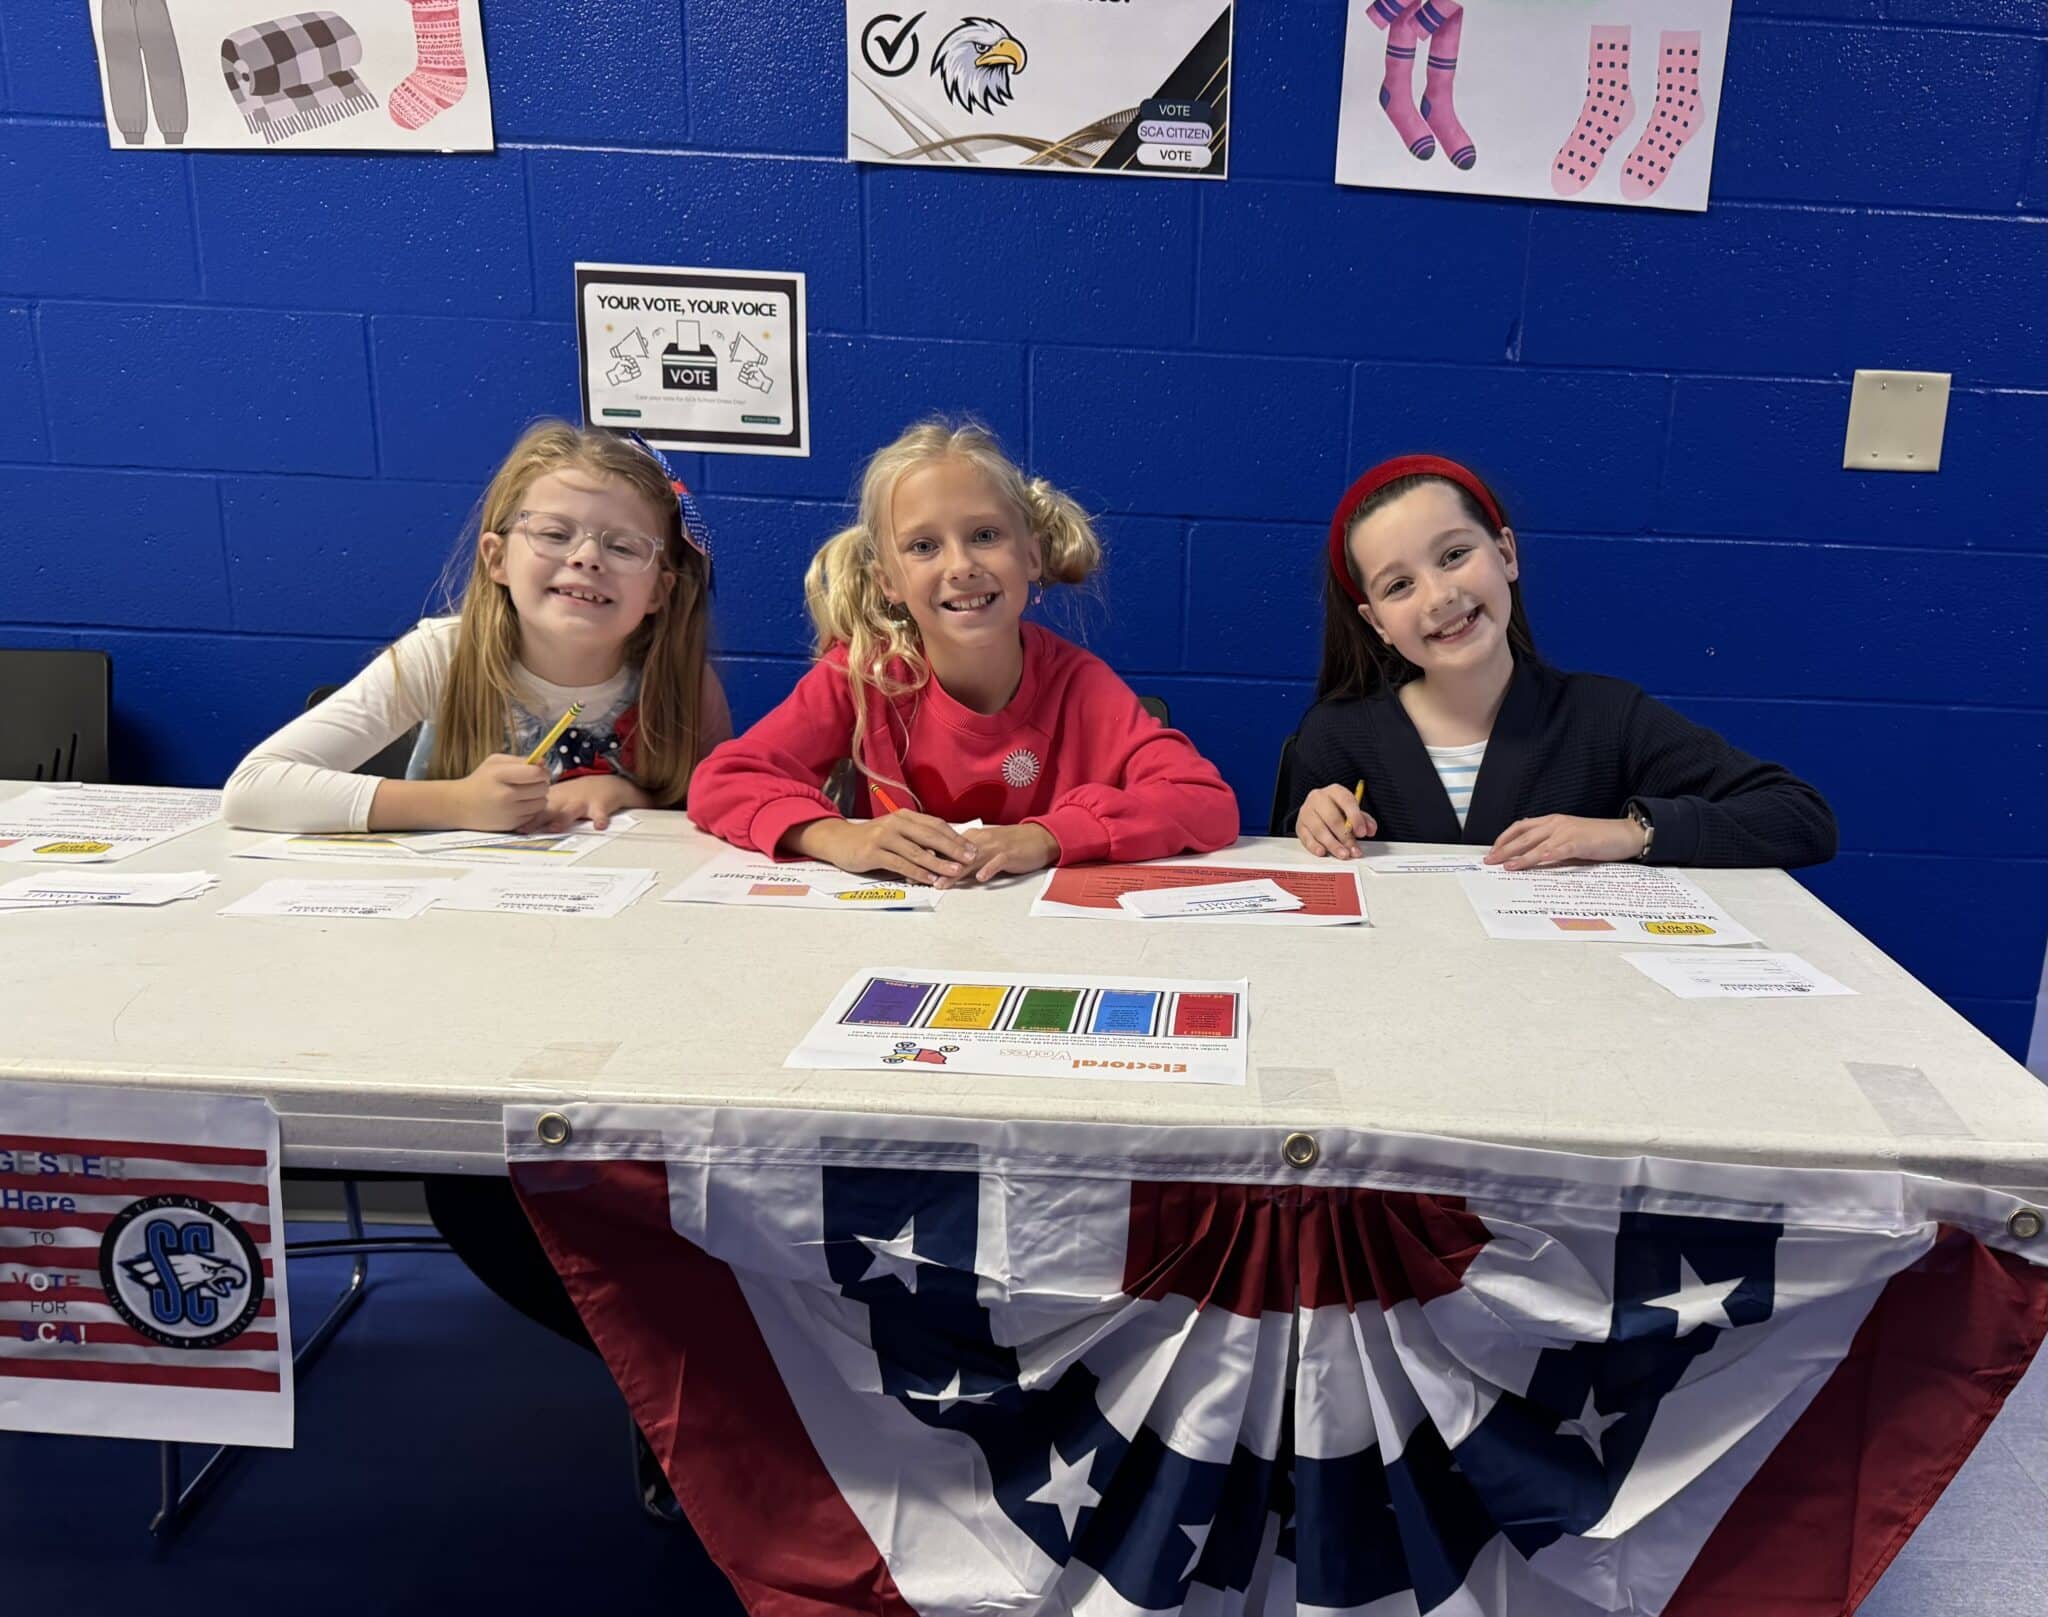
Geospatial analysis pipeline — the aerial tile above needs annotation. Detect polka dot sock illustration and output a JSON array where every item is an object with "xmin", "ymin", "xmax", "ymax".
[
  {"xmin": 1621, "ymin": 30, "xmax": 1703, "ymax": 202},
  {"xmin": 1368, "ymin": 0, "xmax": 1435, "ymax": 162},
  {"xmin": 388, "ymin": 0, "xmax": 467, "ymax": 131},
  {"xmin": 1415, "ymin": 0, "xmax": 1476, "ymax": 170},
  {"xmin": 1552, "ymin": 26, "xmax": 1633, "ymax": 197}
]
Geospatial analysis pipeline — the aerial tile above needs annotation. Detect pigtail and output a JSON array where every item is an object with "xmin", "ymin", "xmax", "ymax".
[
  {"xmin": 805, "ymin": 519, "xmax": 925, "ymax": 798},
  {"xmin": 1023, "ymin": 478, "xmax": 1102, "ymax": 584}
]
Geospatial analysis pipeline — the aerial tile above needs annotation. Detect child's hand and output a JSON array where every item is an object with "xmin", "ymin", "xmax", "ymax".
[
  {"xmin": 794, "ymin": 813, "xmax": 978, "ymax": 887},
  {"xmin": 957, "ymin": 823, "xmax": 1061, "ymax": 885},
  {"xmin": 453, "ymin": 754, "xmax": 552, "ymax": 831},
  {"xmin": 1296, "ymin": 784, "xmax": 1377, "ymax": 859},
  {"xmin": 1486, "ymin": 814, "xmax": 1646, "ymax": 870},
  {"xmin": 529, "ymin": 774, "xmax": 652, "ymax": 833}
]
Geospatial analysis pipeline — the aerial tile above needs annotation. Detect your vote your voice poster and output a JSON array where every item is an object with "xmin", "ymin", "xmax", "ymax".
[{"xmin": 576, "ymin": 263, "xmax": 811, "ymax": 456}]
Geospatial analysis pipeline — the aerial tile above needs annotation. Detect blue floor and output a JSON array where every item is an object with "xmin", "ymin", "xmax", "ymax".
[{"xmin": 3, "ymin": 1227, "xmax": 2041, "ymax": 1613}]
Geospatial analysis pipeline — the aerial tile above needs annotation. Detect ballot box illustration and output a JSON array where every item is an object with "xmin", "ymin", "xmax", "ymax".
[{"xmin": 661, "ymin": 320, "xmax": 718, "ymax": 391}]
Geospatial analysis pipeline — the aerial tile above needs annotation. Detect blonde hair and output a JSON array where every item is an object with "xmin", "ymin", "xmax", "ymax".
[
  {"xmin": 802, "ymin": 419, "xmax": 1101, "ymax": 787},
  {"xmin": 414, "ymin": 420, "xmax": 714, "ymax": 806}
]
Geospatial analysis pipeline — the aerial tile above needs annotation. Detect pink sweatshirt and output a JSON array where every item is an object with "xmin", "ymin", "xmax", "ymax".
[{"xmin": 689, "ymin": 624, "xmax": 1239, "ymax": 864}]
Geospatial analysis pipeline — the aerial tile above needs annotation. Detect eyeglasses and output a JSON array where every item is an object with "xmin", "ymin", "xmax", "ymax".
[{"xmin": 512, "ymin": 510, "xmax": 665, "ymax": 573}]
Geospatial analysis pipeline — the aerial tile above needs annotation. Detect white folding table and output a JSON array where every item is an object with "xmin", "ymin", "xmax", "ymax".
[{"xmin": 3, "ymin": 795, "xmax": 2044, "ymax": 1196}]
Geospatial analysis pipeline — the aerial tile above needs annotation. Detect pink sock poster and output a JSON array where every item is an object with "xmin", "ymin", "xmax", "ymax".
[
  {"xmin": 1335, "ymin": 0, "xmax": 1731, "ymax": 211},
  {"xmin": 89, "ymin": 0, "xmax": 493, "ymax": 152}
]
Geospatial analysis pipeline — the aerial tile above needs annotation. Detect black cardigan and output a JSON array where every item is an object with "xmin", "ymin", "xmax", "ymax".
[{"xmin": 1285, "ymin": 658, "xmax": 1837, "ymax": 868}]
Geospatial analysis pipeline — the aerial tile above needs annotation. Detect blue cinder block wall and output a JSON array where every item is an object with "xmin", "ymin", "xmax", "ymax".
[{"xmin": 0, "ymin": 3, "xmax": 2041, "ymax": 1054}]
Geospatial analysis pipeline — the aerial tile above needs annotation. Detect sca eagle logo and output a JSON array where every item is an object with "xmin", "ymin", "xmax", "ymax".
[
  {"xmin": 932, "ymin": 18, "xmax": 1026, "ymax": 115},
  {"xmin": 99, "ymin": 1193, "xmax": 265, "ymax": 1349}
]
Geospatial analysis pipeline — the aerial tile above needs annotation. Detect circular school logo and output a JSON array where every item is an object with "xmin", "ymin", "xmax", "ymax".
[
  {"xmin": 98, "ymin": 1194, "xmax": 265, "ymax": 1350},
  {"xmin": 1001, "ymin": 748, "xmax": 1042, "ymax": 789}
]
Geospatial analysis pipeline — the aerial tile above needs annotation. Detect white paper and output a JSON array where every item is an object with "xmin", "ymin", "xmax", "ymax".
[
  {"xmin": 577, "ymin": 263, "xmax": 810, "ymax": 457},
  {"xmin": 89, "ymin": 0, "xmax": 494, "ymax": 152},
  {"xmin": 219, "ymin": 878, "xmax": 453, "ymax": 920},
  {"xmin": 1624, "ymin": 950, "xmax": 1856, "ymax": 1000},
  {"xmin": 0, "ymin": 1080, "xmax": 292, "ymax": 1447},
  {"xmin": 789, "ymin": 968, "xmax": 1249, "ymax": 1086},
  {"xmin": 434, "ymin": 867, "xmax": 655, "ymax": 919},
  {"xmin": 1336, "ymin": 0, "xmax": 1731, "ymax": 212},
  {"xmin": 1118, "ymin": 878, "xmax": 1303, "ymax": 919},
  {"xmin": 1457, "ymin": 864, "xmax": 1759, "ymax": 947},
  {"xmin": 1360, "ymin": 852, "xmax": 1492, "ymax": 874},
  {"xmin": 0, "ymin": 870, "xmax": 215, "ymax": 909},
  {"xmin": 0, "ymin": 784, "xmax": 221, "ymax": 863},
  {"xmin": 664, "ymin": 851, "xmax": 945, "ymax": 912},
  {"xmin": 235, "ymin": 819, "xmax": 629, "ymax": 869},
  {"xmin": 847, "ymin": 1, "xmax": 1233, "ymax": 178}
]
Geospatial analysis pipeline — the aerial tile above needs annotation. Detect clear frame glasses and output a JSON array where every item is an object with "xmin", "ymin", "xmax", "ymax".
[{"xmin": 512, "ymin": 510, "xmax": 665, "ymax": 573}]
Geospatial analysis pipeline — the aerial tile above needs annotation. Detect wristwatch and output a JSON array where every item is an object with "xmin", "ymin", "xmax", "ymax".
[{"xmin": 1624, "ymin": 799, "xmax": 1655, "ymax": 862}]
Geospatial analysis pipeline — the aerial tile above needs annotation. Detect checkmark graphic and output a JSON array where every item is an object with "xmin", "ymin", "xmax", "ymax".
[{"xmin": 861, "ymin": 11, "xmax": 925, "ymax": 78}]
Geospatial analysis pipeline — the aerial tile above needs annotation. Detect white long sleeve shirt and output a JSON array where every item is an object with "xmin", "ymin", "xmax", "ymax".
[{"xmin": 222, "ymin": 617, "xmax": 644, "ymax": 832}]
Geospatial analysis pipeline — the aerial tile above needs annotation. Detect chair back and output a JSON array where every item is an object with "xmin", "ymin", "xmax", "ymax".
[
  {"xmin": 0, "ymin": 649, "xmax": 112, "ymax": 782},
  {"xmin": 1268, "ymin": 732, "xmax": 1299, "ymax": 837},
  {"xmin": 304, "ymin": 685, "xmax": 420, "ymax": 781}
]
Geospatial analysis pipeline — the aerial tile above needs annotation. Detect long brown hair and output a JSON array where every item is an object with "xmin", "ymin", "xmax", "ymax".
[
  {"xmin": 804, "ymin": 419, "xmax": 1101, "ymax": 793},
  {"xmin": 1315, "ymin": 470, "xmax": 1537, "ymax": 702},
  {"xmin": 416, "ymin": 420, "xmax": 713, "ymax": 805}
]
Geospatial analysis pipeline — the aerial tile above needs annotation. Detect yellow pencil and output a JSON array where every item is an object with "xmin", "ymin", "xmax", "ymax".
[
  {"xmin": 525, "ymin": 702, "xmax": 584, "ymax": 767},
  {"xmin": 1353, "ymin": 780, "xmax": 1365, "ymax": 804}
]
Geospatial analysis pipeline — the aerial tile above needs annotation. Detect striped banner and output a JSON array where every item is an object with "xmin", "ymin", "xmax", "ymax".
[{"xmin": 0, "ymin": 1085, "xmax": 292, "ymax": 1448}]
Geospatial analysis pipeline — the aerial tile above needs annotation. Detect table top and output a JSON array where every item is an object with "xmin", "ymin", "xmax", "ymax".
[{"xmin": 4, "ymin": 790, "xmax": 2045, "ymax": 1190}]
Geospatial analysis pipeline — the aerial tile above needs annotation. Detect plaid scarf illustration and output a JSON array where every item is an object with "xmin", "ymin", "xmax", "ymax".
[{"xmin": 220, "ymin": 12, "xmax": 379, "ymax": 144}]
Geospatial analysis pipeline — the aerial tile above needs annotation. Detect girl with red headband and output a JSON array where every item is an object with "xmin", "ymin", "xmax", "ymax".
[{"xmin": 1287, "ymin": 455, "xmax": 1836, "ymax": 869}]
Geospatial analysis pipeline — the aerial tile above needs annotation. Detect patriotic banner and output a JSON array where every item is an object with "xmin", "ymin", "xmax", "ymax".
[
  {"xmin": 509, "ymin": 1105, "xmax": 2048, "ymax": 1616},
  {"xmin": 0, "ymin": 1082, "xmax": 291, "ymax": 1447}
]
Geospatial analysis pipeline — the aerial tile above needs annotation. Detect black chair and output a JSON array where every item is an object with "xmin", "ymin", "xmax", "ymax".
[
  {"xmin": 304, "ymin": 683, "xmax": 419, "ymax": 779},
  {"xmin": 0, "ymin": 648, "xmax": 111, "ymax": 782},
  {"xmin": 1269, "ymin": 732, "xmax": 1298, "ymax": 837},
  {"xmin": 1137, "ymin": 694, "xmax": 1171, "ymax": 726}
]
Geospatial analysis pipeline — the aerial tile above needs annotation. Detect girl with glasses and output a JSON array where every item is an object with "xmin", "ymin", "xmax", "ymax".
[{"xmin": 223, "ymin": 420, "xmax": 727, "ymax": 833}]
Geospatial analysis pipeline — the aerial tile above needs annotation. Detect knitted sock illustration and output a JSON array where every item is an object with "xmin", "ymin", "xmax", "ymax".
[
  {"xmin": 1551, "ymin": 26, "xmax": 1632, "ymax": 197},
  {"xmin": 1620, "ymin": 31, "xmax": 1703, "ymax": 201},
  {"xmin": 1413, "ymin": 0, "xmax": 1475, "ymax": 170},
  {"xmin": 1367, "ymin": 0, "xmax": 1435, "ymax": 160},
  {"xmin": 388, "ymin": 0, "xmax": 468, "ymax": 130},
  {"xmin": 99, "ymin": 0, "xmax": 189, "ymax": 146}
]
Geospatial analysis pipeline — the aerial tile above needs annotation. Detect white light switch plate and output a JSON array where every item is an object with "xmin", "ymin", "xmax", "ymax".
[{"xmin": 1843, "ymin": 369, "xmax": 1950, "ymax": 472}]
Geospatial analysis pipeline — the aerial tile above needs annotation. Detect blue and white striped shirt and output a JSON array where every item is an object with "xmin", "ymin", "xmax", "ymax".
[{"xmin": 1424, "ymin": 740, "xmax": 1488, "ymax": 829}]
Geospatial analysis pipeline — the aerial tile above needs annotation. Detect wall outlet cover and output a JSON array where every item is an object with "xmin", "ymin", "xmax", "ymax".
[{"xmin": 1844, "ymin": 369, "xmax": 1951, "ymax": 473}]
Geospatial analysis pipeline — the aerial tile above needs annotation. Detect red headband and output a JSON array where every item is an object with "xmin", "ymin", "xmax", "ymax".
[{"xmin": 1326, "ymin": 454, "xmax": 1505, "ymax": 606}]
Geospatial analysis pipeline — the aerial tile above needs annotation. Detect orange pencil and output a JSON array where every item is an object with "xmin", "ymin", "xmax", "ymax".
[{"xmin": 870, "ymin": 784, "xmax": 904, "ymax": 816}]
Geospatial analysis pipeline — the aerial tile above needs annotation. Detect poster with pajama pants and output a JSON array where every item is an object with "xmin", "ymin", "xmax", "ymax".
[
  {"xmin": 510, "ymin": 1102, "xmax": 2048, "ymax": 1616},
  {"xmin": 88, "ymin": 0, "xmax": 493, "ymax": 150},
  {"xmin": 1335, "ymin": 0, "xmax": 1732, "ymax": 210}
]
